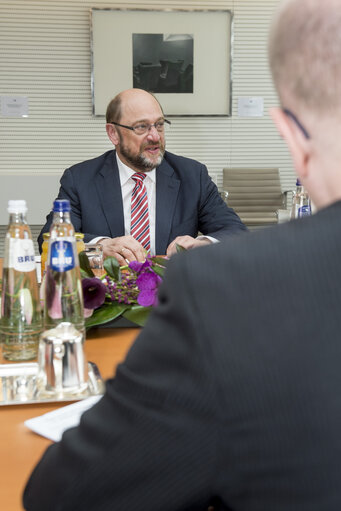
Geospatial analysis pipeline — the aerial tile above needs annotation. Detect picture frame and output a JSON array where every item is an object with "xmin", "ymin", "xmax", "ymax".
[{"xmin": 90, "ymin": 8, "xmax": 232, "ymax": 117}]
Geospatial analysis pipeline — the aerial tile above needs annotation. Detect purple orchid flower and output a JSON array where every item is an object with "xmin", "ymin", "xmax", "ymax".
[
  {"xmin": 129, "ymin": 259, "xmax": 152, "ymax": 273},
  {"xmin": 82, "ymin": 277, "xmax": 106, "ymax": 310},
  {"xmin": 129, "ymin": 260, "xmax": 144, "ymax": 273},
  {"xmin": 136, "ymin": 271, "xmax": 161, "ymax": 307}
]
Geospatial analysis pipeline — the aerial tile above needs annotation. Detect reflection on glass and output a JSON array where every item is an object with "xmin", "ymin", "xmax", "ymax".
[{"xmin": 84, "ymin": 244, "xmax": 104, "ymax": 277}]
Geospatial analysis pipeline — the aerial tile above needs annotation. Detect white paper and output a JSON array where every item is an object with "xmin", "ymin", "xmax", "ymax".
[
  {"xmin": 1, "ymin": 95, "xmax": 29, "ymax": 117},
  {"xmin": 24, "ymin": 395, "xmax": 102, "ymax": 442},
  {"xmin": 238, "ymin": 97, "xmax": 264, "ymax": 117}
]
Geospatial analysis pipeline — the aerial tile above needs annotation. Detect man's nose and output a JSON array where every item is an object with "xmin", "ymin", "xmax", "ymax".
[{"xmin": 146, "ymin": 125, "xmax": 161, "ymax": 141}]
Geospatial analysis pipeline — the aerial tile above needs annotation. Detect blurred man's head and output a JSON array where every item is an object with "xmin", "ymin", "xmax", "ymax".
[
  {"xmin": 269, "ymin": 0, "xmax": 341, "ymax": 113},
  {"xmin": 106, "ymin": 89, "xmax": 167, "ymax": 172},
  {"xmin": 269, "ymin": 0, "xmax": 341, "ymax": 209}
]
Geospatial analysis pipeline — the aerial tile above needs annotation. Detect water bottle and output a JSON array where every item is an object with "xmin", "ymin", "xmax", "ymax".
[
  {"xmin": 43, "ymin": 199, "xmax": 84, "ymax": 334},
  {"xmin": 290, "ymin": 179, "xmax": 311, "ymax": 219},
  {"xmin": 0, "ymin": 200, "xmax": 42, "ymax": 361}
]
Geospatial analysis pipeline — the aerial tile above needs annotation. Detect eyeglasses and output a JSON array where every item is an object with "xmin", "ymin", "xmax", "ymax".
[
  {"xmin": 282, "ymin": 108, "xmax": 311, "ymax": 139},
  {"xmin": 109, "ymin": 119, "xmax": 171, "ymax": 136}
]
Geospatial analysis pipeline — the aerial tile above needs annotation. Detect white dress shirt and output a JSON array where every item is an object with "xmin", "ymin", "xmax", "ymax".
[{"xmin": 91, "ymin": 154, "xmax": 157, "ymax": 255}]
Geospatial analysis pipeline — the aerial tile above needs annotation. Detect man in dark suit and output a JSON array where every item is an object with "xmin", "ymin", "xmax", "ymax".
[
  {"xmin": 38, "ymin": 88, "xmax": 246, "ymax": 264},
  {"xmin": 24, "ymin": 0, "xmax": 341, "ymax": 509}
]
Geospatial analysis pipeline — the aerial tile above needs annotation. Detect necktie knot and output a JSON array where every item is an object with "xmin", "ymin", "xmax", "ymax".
[{"xmin": 132, "ymin": 172, "xmax": 146, "ymax": 184}]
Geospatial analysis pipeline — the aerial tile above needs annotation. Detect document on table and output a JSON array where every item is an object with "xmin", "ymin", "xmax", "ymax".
[{"xmin": 24, "ymin": 395, "xmax": 102, "ymax": 442}]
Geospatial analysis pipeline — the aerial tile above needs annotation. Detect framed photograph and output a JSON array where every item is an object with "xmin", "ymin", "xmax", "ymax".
[{"xmin": 90, "ymin": 8, "xmax": 232, "ymax": 117}]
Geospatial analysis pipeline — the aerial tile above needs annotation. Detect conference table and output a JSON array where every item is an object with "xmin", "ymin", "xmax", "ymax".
[{"xmin": 0, "ymin": 326, "xmax": 139, "ymax": 511}]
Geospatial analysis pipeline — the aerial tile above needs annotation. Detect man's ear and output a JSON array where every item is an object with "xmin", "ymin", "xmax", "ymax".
[
  {"xmin": 270, "ymin": 107, "xmax": 310, "ymax": 179},
  {"xmin": 106, "ymin": 124, "xmax": 119, "ymax": 146}
]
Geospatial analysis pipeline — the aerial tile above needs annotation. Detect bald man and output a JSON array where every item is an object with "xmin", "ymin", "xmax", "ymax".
[
  {"xmin": 38, "ymin": 88, "xmax": 246, "ymax": 263},
  {"xmin": 25, "ymin": 1, "xmax": 341, "ymax": 510}
]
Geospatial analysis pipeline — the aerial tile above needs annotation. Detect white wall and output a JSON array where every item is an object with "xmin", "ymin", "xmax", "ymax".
[{"xmin": 0, "ymin": 0, "xmax": 293, "ymax": 226}]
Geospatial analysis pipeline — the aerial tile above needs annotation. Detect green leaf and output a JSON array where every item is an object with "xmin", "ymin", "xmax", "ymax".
[
  {"xmin": 13, "ymin": 273, "xmax": 25, "ymax": 296},
  {"xmin": 122, "ymin": 305, "xmax": 152, "ymax": 326},
  {"xmin": 176, "ymin": 243, "xmax": 187, "ymax": 253},
  {"xmin": 150, "ymin": 256, "xmax": 168, "ymax": 267},
  {"xmin": 152, "ymin": 265, "xmax": 165, "ymax": 278},
  {"xmin": 150, "ymin": 256, "xmax": 168, "ymax": 278},
  {"xmin": 104, "ymin": 256, "xmax": 121, "ymax": 281},
  {"xmin": 79, "ymin": 251, "xmax": 95, "ymax": 277},
  {"xmin": 85, "ymin": 302, "xmax": 128, "ymax": 328},
  {"xmin": 80, "ymin": 268, "xmax": 92, "ymax": 279}
]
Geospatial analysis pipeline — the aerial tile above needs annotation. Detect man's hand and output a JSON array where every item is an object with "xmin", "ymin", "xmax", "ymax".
[
  {"xmin": 166, "ymin": 236, "xmax": 212, "ymax": 257},
  {"xmin": 99, "ymin": 236, "xmax": 146, "ymax": 265}
]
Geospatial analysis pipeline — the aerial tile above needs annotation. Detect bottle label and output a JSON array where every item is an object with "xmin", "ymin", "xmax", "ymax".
[
  {"xmin": 298, "ymin": 205, "xmax": 311, "ymax": 217},
  {"xmin": 8, "ymin": 239, "xmax": 36, "ymax": 272},
  {"xmin": 50, "ymin": 240, "xmax": 75, "ymax": 272}
]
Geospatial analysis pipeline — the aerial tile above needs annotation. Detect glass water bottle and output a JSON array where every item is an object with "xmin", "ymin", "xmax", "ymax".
[
  {"xmin": 0, "ymin": 200, "xmax": 42, "ymax": 361},
  {"xmin": 43, "ymin": 200, "xmax": 84, "ymax": 334},
  {"xmin": 290, "ymin": 179, "xmax": 311, "ymax": 219}
]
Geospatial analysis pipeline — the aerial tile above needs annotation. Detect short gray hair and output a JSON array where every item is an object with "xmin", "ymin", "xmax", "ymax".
[{"xmin": 269, "ymin": 0, "xmax": 341, "ymax": 113}]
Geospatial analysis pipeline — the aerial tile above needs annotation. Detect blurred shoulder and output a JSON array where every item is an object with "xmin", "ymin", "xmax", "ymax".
[{"xmin": 167, "ymin": 213, "xmax": 324, "ymax": 284}]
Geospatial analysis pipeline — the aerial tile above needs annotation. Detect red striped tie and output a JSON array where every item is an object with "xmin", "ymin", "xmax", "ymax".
[{"xmin": 130, "ymin": 172, "xmax": 150, "ymax": 252}]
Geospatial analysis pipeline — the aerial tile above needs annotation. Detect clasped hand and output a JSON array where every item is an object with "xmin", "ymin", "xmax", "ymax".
[{"xmin": 99, "ymin": 235, "xmax": 212, "ymax": 264}]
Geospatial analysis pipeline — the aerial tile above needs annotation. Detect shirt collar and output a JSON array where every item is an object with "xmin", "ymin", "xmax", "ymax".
[{"xmin": 116, "ymin": 153, "xmax": 156, "ymax": 185}]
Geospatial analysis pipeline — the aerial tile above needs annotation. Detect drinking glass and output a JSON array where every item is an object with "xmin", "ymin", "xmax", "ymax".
[{"xmin": 84, "ymin": 244, "xmax": 104, "ymax": 277}]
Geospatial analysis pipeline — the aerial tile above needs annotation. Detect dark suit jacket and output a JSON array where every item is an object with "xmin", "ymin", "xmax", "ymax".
[
  {"xmin": 38, "ymin": 150, "xmax": 246, "ymax": 253},
  {"xmin": 24, "ymin": 200, "xmax": 341, "ymax": 510}
]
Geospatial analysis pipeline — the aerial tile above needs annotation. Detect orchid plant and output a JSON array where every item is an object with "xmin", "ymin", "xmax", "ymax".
[{"xmin": 79, "ymin": 253, "xmax": 168, "ymax": 328}]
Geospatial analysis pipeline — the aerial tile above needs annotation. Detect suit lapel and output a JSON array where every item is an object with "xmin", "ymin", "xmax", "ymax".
[
  {"xmin": 155, "ymin": 159, "xmax": 180, "ymax": 254},
  {"xmin": 95, "ymin": 151, "xmax": 125, "ymax": 237}
]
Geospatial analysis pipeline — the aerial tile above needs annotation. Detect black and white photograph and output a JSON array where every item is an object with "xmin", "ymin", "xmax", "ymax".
[{"xmin": 132, "ymin": 33, "xmax": 194, "ymax": 93}]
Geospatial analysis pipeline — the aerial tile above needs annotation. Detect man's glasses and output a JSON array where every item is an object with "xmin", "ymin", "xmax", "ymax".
[
  {"xmin": 282, "ymin": 108, "xmax": 311, "ymax": 139},
  {"xmin": 109, "ymin": 119, "xmax": 171, "ymax": 136}
]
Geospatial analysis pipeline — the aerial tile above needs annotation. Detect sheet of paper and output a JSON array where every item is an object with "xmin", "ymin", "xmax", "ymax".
[
  {"xmin": 238, "ymin": 96, "xmax": 264, "ymax": 117},
  {"xmin": 1, "ymin": 95, "xmax": 29, "ymax": 117},
  {"xmin": 24, "ymin": 395, "xmax": 102, "ymax": 442}
]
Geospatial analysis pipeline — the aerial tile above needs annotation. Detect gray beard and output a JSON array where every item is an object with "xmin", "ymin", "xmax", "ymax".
[
  {"xmin": 119, "ymin": 143, "xmax": 165, "ymax": 172},
  {"xmin": 139, "ymin": 152, "xmax": 164, "ymax": 171}
]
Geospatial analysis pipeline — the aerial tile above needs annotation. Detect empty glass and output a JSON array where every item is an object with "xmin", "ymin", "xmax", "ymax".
[{"xmin": 84, "ymin": 244, "xmax": 104, "ymax": 277}]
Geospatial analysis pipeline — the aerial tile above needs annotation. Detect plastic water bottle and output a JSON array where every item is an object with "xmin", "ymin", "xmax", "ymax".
[
  {"xmin": 290, "ymin": 179, "xmax": 311, "ymax": 219},
  {"xmin": 0, "ymin": 200, "xmax": 42, "ymax": 361},
  {"xmin": 43, "ymin": 199, "xmax": 84, "ymax": 334}
]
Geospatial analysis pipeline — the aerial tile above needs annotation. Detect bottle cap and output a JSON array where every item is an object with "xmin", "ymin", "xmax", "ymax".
[
  {"xmin": 7, "ymin": 200, "xmax": 27, "ymax": 214},
  {"xmin": 53, "ymin": 199, "xmax": 71, "ymax": 213},
  {"xmin": 296, "ymin": 178, "xmax": 302, "ymax": 186}
]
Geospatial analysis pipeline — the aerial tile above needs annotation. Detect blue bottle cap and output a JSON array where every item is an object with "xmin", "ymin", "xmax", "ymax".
[
  {"xmin": 53, "ymin": 199, "xmax": 71, "ymax": 212},
  {"xmin": 296, "ymin": 178, "xmax": 302, "ymax": 186}
]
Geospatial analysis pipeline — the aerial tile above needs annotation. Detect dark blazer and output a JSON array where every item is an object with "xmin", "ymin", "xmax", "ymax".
[
  {"xmin": 37, "ymin": 150, "xmax": 246, "ymax": 253},
  {"xmin": 24, "ymin": 201, "xmax": 341, "ymax": 510}
]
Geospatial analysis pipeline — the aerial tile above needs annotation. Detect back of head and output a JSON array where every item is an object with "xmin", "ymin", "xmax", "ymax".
[{"xmin": 269, "ymin": 0, "xmax": 341, "ymax": 115}]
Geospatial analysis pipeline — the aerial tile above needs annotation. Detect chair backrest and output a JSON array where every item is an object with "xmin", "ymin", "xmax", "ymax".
[{"xmin": 222, "ymin": 167, "xmax": 285, "ymax": 227}]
